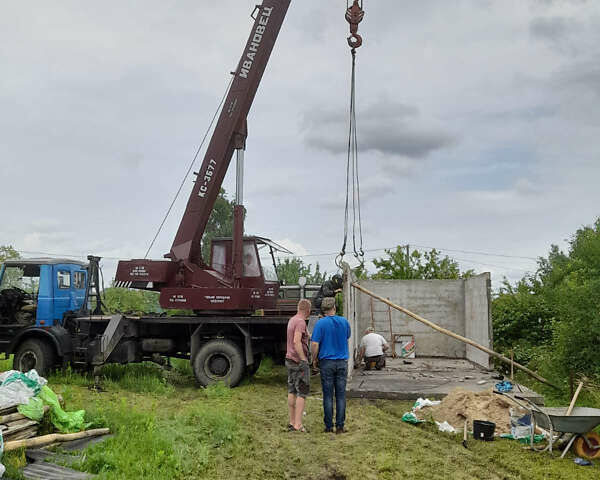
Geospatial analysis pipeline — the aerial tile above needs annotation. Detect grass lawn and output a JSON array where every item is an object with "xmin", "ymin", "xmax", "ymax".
[{"xmin": 1, "ymin": 358, "xmax": 596, "ymax": 479}]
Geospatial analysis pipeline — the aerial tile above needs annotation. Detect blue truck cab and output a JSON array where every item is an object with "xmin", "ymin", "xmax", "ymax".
[{"xmin": 0, "ymin": 258, "xmax": 88, "ymax": 327}]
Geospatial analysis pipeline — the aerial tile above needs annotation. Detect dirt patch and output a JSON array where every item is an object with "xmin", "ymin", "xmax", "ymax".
[
  {"xmin": 314, "ymin": 468, "xmax": 347, "ymax": 480},
  {"xmin": 328, "ymin": 472, "xmax": 346, "ymax": 480},
  {"xmin": 421, "ymin": 388, "xmax": 524, "ymax": 434}
]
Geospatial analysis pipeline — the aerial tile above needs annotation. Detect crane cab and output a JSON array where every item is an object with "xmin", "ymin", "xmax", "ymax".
[{"xmin": 210, "ymin": 236, "xmax": 285, "ymax": 287}]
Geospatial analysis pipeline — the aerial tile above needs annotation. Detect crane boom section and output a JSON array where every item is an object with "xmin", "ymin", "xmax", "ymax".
[{"xmin": 169, "ymin": 0, "xmax": 291, "ymax": 265}]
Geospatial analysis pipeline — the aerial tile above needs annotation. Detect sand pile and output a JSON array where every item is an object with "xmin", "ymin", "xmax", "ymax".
[{"xmin": 421, "ymin": 388, "xmax": 524, "ymax": 434}]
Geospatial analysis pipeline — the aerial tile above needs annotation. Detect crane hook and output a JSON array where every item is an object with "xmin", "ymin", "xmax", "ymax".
[{"xmin": 346, "ymin": 0, "xmax": 365, "ymax": 49}]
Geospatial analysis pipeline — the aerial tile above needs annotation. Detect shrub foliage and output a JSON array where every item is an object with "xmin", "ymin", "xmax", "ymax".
[{"xmin": 492, "ymin": 218, "xmax": 600, "ymax": 381}]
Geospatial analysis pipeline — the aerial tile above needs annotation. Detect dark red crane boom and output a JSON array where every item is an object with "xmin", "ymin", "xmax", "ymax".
[
  {"xmin": 170, "ymin": 0, "xmax": 290, "ymax": 265},
  {"xmin": 115, "ymin": 0, "xmax": 292, "ymax": 312}
]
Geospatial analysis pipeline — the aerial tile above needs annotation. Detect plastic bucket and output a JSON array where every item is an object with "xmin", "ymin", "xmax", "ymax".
[{"xmin": 473, "ymin": 420, "xmax": 495, "ymax": 441}]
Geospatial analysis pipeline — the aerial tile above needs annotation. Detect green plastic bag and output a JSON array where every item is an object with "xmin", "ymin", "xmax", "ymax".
[
  {"xmin": 38, "ymin": 386, "xmax": 88, "ymax": 433},
  {"xmin": 500, "ymin": 433, "xmax": 545, "ymax": 444},
  {"xmin": 17, "ymin": 396, "xmax": 45, "ymax": 422},
  {"xmin": 401, "ymin": 412, "xmax": 425, "ymax": 424}
]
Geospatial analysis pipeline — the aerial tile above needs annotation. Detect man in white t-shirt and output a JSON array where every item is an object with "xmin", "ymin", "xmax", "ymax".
[{"xmin": 359, "ymin": 327, "xmax": 389, "ymax": 370}]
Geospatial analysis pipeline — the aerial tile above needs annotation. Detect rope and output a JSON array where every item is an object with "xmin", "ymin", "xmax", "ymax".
[
  {"xmin": 351, "ymin": 50, "xmax": 364, "ymax": 262},
  {"xmin": 144, "ymin": 75, "xmax": 235, "ymax": 259},
  {"xmin": 337, "ymin": 48, "xmax": 364, "ymax": 268}
]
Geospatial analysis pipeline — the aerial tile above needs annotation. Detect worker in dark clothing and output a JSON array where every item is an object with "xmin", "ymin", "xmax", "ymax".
[{"xmin": 312, "ymin": 274, "xmax": 343, "ymax": 312}]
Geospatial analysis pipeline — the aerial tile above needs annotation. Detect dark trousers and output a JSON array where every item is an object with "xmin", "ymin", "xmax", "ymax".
[
  {"xmin": 365, "ymin": 355, "xmax": 386, "ymax": 370},
  {"xmin": 319, "ymin": 359, "xmax": 348, "ymax": 430}
]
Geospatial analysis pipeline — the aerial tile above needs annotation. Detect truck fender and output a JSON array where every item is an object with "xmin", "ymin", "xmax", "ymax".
[{"xmin": 9, "ymin": 326, "xmax": 73, "ymax": 358}]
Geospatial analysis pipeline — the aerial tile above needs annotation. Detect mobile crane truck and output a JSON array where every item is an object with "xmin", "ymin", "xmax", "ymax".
[{"xmin": 0, "ymin": 0, "xmax": 365, "ymax": 387}]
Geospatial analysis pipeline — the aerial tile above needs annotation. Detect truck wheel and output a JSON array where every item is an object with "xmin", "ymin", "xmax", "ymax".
[
  {"xmin": 13, "ymin": 339, "xmax": 56, "ymax": 376},
  {"xmin": 193, "ymin": 339, "xmax": 245, "ymax": 387}
]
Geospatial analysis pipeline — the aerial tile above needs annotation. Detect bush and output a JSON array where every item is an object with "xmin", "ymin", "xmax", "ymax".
[
  {"xmin": 492, "ymin": 279, "xmax": 554, "ymax": 365},
  {"xmin": 492, "ymin": 218, "xmax": 600, "ymax": 382}
]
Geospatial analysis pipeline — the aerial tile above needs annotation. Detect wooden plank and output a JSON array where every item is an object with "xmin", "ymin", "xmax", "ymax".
[
  {"xmin": 0, "ymin": 406, "xmax": 49, "ymax": 424},
  {"xmin": 2, "ymin": 420, "xmax": 39, "ymax": 437},
  {"xmin": 0, "ymin": 405, "xmax": 19, "ymax": 416},
  {"xmin": 6, "ymin": 425, "xmax": 38, "ymax": 441}
]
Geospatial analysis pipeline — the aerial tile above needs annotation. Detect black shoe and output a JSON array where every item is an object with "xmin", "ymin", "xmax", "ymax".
[
  {"xmin": 324, "ymin": 427, "xmax": 334, "ymax": 433},
  {"xmin": 335, "ymin": 427, "xmax": 346, "ymax": 434}
]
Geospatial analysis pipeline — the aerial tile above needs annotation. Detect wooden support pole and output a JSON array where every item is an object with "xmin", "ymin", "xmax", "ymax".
[
  {"xmin": 387, "ymin": 301, "xmax": 393, "ymax": 343},
  {"xmin": 566, "ymin": 382, "xmax": 583, "ymax": 416},
  {"xmin": 510, "ymin": 349, "xmax": 514, "ymax": 382},
  {"xmin": 351, "ymin": 282, "xmax": 559, "ymax": 390},
  {"xmin": 369, "ymin": 297, "xmax": 374, "ymax": 329},
  {"xmin": 4, "ymin": 428, "xmax": 110, "ymax": 452}
]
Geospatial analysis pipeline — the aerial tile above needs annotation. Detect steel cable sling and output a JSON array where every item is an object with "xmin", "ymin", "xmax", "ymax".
[{"xmin": 337, "ymin": 0, "xmax": 365, "ymax": 269}]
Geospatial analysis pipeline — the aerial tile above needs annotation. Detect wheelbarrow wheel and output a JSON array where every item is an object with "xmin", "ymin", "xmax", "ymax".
[{"xmin": 573, "ymin": 432, "xmax": 600, "ymax": 459}]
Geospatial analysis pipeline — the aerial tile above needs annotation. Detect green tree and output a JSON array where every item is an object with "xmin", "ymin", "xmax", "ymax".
[
  {"xmin": 492, "ymin": 277, "xmax": 555, "ymax": 366},
  {"xmin": 352, "ymin": 262, "xmax": 369, "ymax": 280},
  {"xmin": 543, "ymin": 220, "xmax": 600, "ymax": 378},
  {"xmin": 103, "ymin": 286, "xmax": 160, "ymax": 315},
  {"xmin": 276, "ymin": 258, "xmax": 326, "ymax": 285},
  {"xmin": 372, "ymin": 246, "xmax": 475, "ymax": 280},
  {"xmin": 491, "ymin": 218, "xmax": 600, "ymax": 382},
  {"xmin": 0, "ymin": 246, "xmax": 23, "ymax": 289},
  {"xmin": 201, "ymin": 189, "xmax": 244, "ymax": 264},
  {"xmin": 0, "ymin": 246, "xmax": 20, "ymax": 264}
]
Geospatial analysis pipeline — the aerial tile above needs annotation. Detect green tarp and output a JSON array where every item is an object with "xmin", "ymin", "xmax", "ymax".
[
  {"xmin": 17, "ymin": 385, "xmax": 89, "ymax": 433},
  {"xmin": 17, "ymin": 396, "xmax": 44, "ymax": 422}
]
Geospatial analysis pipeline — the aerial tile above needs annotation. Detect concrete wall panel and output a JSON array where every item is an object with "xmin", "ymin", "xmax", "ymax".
[
  {"xmin": 464, "ymin": 273, "xmax": 492, "ymax": 367},
  {"xmin": 352, "ymin": 276, "xmax": 490, "ymax": 366}
]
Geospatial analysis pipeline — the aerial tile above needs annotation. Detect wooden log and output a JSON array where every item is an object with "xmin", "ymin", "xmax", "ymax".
[
  {"xmin": 4, "ymin": 428, "xmax": 110, "ymax": 452},
  {"xmin": 351, "ymin": 282, "xmax": 559, "ymax": 389}
]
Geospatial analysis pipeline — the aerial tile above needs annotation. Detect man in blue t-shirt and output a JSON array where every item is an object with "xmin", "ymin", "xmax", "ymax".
[{"xmin": 311, "ymin": 296, "xmax": 351, "ymax": 433}]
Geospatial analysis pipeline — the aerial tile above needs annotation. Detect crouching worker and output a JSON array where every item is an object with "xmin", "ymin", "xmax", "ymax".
[
  {"xmin": 286, "ymin": 299, "xmax": 312, "ymax": 432},
  {"xmin": 359, "ymin": 327, "xmax": 389, "ymax": 370}
]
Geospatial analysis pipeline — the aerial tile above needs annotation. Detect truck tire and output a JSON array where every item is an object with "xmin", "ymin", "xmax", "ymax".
[
  {"xmin": 193, "ymin": 339, "xmax": 245, "ymax": 387},
  {"xmin": 13, "ymin": 339, "xmax": 57, "ymax": 376}
]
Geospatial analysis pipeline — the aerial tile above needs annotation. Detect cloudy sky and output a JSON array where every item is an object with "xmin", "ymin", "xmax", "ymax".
[{"xmin": 1, "ymin": 0, "xmax": 599, "ymax": 287}]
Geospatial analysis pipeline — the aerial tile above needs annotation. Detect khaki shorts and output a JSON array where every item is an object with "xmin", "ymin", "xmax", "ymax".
[{"xmin": 286, "ymin": 359, "xmax": 310, "ymax": 398}]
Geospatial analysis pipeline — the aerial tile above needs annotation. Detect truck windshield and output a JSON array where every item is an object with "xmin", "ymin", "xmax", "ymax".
[{"xmin": 0, "ymin": 265, "xmax": 41, "ymax": 297}]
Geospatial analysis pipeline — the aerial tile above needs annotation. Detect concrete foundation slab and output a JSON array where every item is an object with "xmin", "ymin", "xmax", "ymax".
[{"xmin": 347, "ymin": 357, "xmax": 543, "ymax": 404}]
